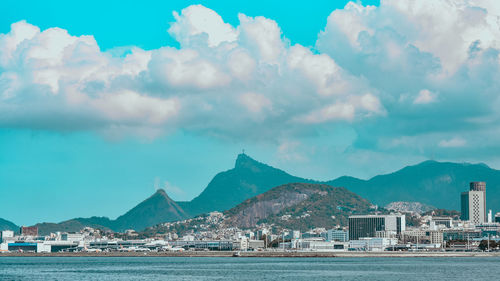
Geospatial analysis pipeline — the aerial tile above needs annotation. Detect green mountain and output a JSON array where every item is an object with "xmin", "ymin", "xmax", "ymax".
[
  {"xmin": 224, "ymin": 183, "xmax": 374, "ymax": 231},
  {"xmin": 35, "ymin": 217, "xmax": 114, "ymax": 236},
  {"xmin": 327, "ymin": 160, "xmax": 500, "ymax": 211},
  {"xmin": 112, "ymin": 189, "xmax": 189, "ymax": 232},
  {"xmin": 0, "ymin": 218, "xmax": 18, "ymax": 232},
  {"xmin": 28, "ymin": 156, "xmax": 500, "ymax": 234},
  {"xmin": 185, "ymin": 153, "xmax": 313, "ymax": 215}
]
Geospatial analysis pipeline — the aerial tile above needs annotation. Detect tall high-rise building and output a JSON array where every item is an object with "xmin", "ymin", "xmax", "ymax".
[
  {"xmin": 460, "ymin": 182, "xmax": 486, "ymax": 224},
  {"xmin": 348, "ymin": 214, "xmax": 406, "ymax": 240}
]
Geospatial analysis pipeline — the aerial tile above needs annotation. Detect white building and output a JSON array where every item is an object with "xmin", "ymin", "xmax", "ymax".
[
  {"xmin": 327, "ymin": 229, "xmax": 348, "ymax": 242},
  {"xmin": 349, "ymin": 238, "xmax": 398, "ymax": 251},
  {"xmin": 461, "ymin": 182, "xmax": 486, "ymax": 225}
]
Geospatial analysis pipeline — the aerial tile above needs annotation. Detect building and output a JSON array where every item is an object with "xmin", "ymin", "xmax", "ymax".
[
  {"xmin": 61, "ymin": 233, "xmax": 84, "ymax": 242},
  {"xmin": 348, "ymin": 214, "xmax": 406, "ymax": 240},
  {"xmin": 442, "ymin": 229, "xmax": 482, "ymax": 241},
  {"xmin": 349, "ymin": 238, "xmax": 398, "ymax": 251},
  {"xmin": 327, "ymin": 229, "xmax": 348, "ymax": 242},
  {"xmin": 461, "ymin": 182, "xmax": 486, "ymax": 224},
  {"xmin": 255, "ymin": 229, "xmax": 269, "ymax": 240},
  {"xmin": 1, "ymin": 230, "xmax": 14, "ymax": 243},
  {"xmin": 402, "ymin": 230, "xmax": 443, "ymax": 245},
  {"xmin": 431, "ymin": 217, "xmax": 453, "ymax": 228},
  {"xmin": 298, "ymin": 239, "xmax": 348, "ymax": 251},
  {"xmin": 20, "ymin": 226, "xmax": 38, "ymax": 237},
  {"xmin": 495, "ymin": 213, "xmax": 500, "ymax": 223}
]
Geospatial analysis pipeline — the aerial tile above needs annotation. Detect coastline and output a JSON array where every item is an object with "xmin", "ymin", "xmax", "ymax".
[{"xmin": 1, "ymin": 251, "xmax": 500, "ymax": 258}]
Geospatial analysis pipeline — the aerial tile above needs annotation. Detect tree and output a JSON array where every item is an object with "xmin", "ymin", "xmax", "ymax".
[{"xmin": 478, "ymin": 240, "xmax": 498, "ymax": 251}]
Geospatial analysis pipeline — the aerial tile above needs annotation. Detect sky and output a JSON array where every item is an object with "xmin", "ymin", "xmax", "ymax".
[{"xmin": 2, "ymin": 0, "xmax": 500, "ymax": 225}]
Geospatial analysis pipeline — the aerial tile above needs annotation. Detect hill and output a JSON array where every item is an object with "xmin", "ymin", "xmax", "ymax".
[
  {"xmin": 112, "ymin": 189, "xmax": 189, "ymax": 232},
  {"xmin": 35, "ymin": 217, "xmax": 114, "ymax": 236},
  {"xmin": 327, "ymin": 160, "xmax": 500, "ymax": 211},
  {"xmin": 385, "ymin": 202, "xmax": 436, "ymax": 214},
  {"xmin": 0, "ymin": 218, "xmax": 18, "ymax": 232},
  {"xmin": 35, "ymin": 190, "xmax": 189, "ymax": 234},
  {"xmin": 224, "ymin": 183, "xmax": 374, "ymax": 231},
  {"xmin": 185, "ymin": 153, "xmax": 313, "ymax": 215}
]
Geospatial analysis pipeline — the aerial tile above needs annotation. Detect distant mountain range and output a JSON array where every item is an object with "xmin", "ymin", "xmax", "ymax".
[
  {"xmin": 2, "ymin": 154, "xmax": 500, "ymax": 234},
  {"xmin": 327, "ymin": 160, "xmax": 500, "ymax": 211}
]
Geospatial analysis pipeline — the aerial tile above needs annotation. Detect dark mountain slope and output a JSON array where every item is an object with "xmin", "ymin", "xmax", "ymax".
[
  {"xmin": 113, "ymin": 189, "xmax": 189, "ymax": 232},
  {"xmin": 224, "ymin": 183, "xmax": 374, "ymax": 231},
  {"xmin": 0, "ymin": 218, "xmax": 18, "ymax": 232},
  {"xmin": 186, "ymin": 153, "xmax": 314, "ymax": 215}
]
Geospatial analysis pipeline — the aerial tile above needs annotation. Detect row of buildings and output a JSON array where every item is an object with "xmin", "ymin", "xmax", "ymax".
[{"xmin": 1, "ymin": 182, "xmax": 499, "ymax": 253}]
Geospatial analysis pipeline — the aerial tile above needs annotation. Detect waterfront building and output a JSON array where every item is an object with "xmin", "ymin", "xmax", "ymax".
[
  {"xmin": 461, "ymin": 182, "xmax": 486, "ymax": 224},
  {"xmin": 61, "ymin": 233, "xmax": 84, "ymax": 242},
  {"xmin": 475, "ymin": 223, "xmax": 500, "ymax": 236},
  {"xmin": 298, "ymin": 239, "xmax": 348, "ymax": 251},
  {"xmin": 169, "ymin": 240, "xmax": 235, "ymax": 251},
  {"xmin": 442, "ymin": 229, "xmax": 482, "ymax": 241},
  {"xmin": 247, "ymin": 239, "xmax": 265, "ymax": 250},
  {"xmin": 401, "ymin": 229, "xmax": 443, "ymax": 245},
  {"xmin": 20, "ymin": 226, "xmax": 38, "ymax": 237},
  {"xmin": 495, "ymin": 212, "xmax": 500, "ymax": 223},
  {"xmin": 348, "ymin": 214, "xmax": 406, "ymax": 240},
  {"xmin": 375, "ymin": 230, "xmax": 397, "ymax": 238},
  {"xmin": 327, "ymin": 229, "xmax": 348, "ymax": 242},
  {"xmin": 348, "ymin": 237, "xmax": 398, "ymax": 251},
  {"xmin": 0, "ymin": 230, "xmax": 14, "ymax": 243}
]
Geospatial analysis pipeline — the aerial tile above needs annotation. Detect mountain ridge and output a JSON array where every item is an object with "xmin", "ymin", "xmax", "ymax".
[{"xmin": 31, "ymin": 155, "xmax": 500, "ymax": 234}]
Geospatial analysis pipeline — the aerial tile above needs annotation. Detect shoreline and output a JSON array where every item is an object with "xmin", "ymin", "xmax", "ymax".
[{"xmin": 1, "ymin": 251, "xmax": 500, "ymax": 258}]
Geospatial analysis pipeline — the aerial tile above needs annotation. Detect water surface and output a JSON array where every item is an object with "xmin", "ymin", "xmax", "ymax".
[{"xmin": 1, "ymin": 257, "xmax": 499, "ymax": 280}]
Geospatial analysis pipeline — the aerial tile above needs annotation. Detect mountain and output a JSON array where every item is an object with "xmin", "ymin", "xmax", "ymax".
[
  {"xmin": 35, "ymin": 217, "xmax": 114, "ymax": 236},
  {"xmin": 26, "ymin": 156, "xmax": 500, "ymax": 234},
  {"xmin": 224, "ymin": 183, "xmax": 374, "ymax": 231},
  {"xmin": 112, "ymin": 189, "xmax": 189, "ymax": 232},
  {"xmin": 385, "ymin": 202, "xmax": 436, "ymax": 214},
  {"xmin": 327, "ymin": 160, "xmax": 500, "ymax": 211},
  {"xmin": 185, "ymin": 153, "xmax": 314, "ymax": 215},
  {"xmin": 34, "ymin": 190, "xmax": 189, "ymax": 234},
  {"xmin": 0, "ymin": 218, "xmax": 18, "ymax": 232}
]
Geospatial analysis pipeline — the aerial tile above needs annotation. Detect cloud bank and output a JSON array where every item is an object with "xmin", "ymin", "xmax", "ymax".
[{"xmin": 1, "ymin": 1, "xmax": 500, "ymax": 159}]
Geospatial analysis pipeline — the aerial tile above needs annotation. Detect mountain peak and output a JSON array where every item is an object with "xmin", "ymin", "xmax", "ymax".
[
  {"xmin": 154, "ymin": 188, "xmax": 168, "ymax": 197},
  {"xmin": 235, "ymin": 153, "xmax": 261, "ymax": 169}
]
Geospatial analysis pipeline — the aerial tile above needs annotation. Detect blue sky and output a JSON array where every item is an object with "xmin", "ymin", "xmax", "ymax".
[{"xmin": 2, "ymin": 0, "xmax": 500, "ymax": 225}]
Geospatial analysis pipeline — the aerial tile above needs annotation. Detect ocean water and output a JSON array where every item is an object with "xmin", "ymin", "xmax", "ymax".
[{"xmin": 0, "ymin": 257, "xmax": 499, "ymax": 280}]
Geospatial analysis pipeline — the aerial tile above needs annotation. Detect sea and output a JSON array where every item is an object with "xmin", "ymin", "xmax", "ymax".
[{"xmin": 1, "ymin": 256, "xmax": 499, "ymax": 280}]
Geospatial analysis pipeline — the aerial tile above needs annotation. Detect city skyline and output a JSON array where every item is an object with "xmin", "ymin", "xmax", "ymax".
[{"xmin": 3, "ymin": 0, "xmax": 500, "ymax": 225}]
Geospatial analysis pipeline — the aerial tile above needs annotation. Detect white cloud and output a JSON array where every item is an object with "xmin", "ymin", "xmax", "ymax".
[
  {"xmin": 238, "ymin": 14, "xmax": 285, "ymax": 64},
  {"xmin": 238, "ymin": 92, "xmax": 272, "ymax": 114},
  {"xmin": 169, "ymin": 5, "xmax": 238, "ymax": 47},
  {"xmin": 163, "ymin": 181, "xmax": 185, "ymax": 196},
  {"xmin": 2, "ymin": 0, "xmax": 500, "ymax": 165},
  {"xmin": 0, "ymin": 5, "xmax": 384, "ymax": 140},
  {"xmin": 439, "ymin": 137, "xmax": 467, "ymax": 148},
  {"xmin": 414, "ymin": 89, "xmax": 437, "ymax": 104}
]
